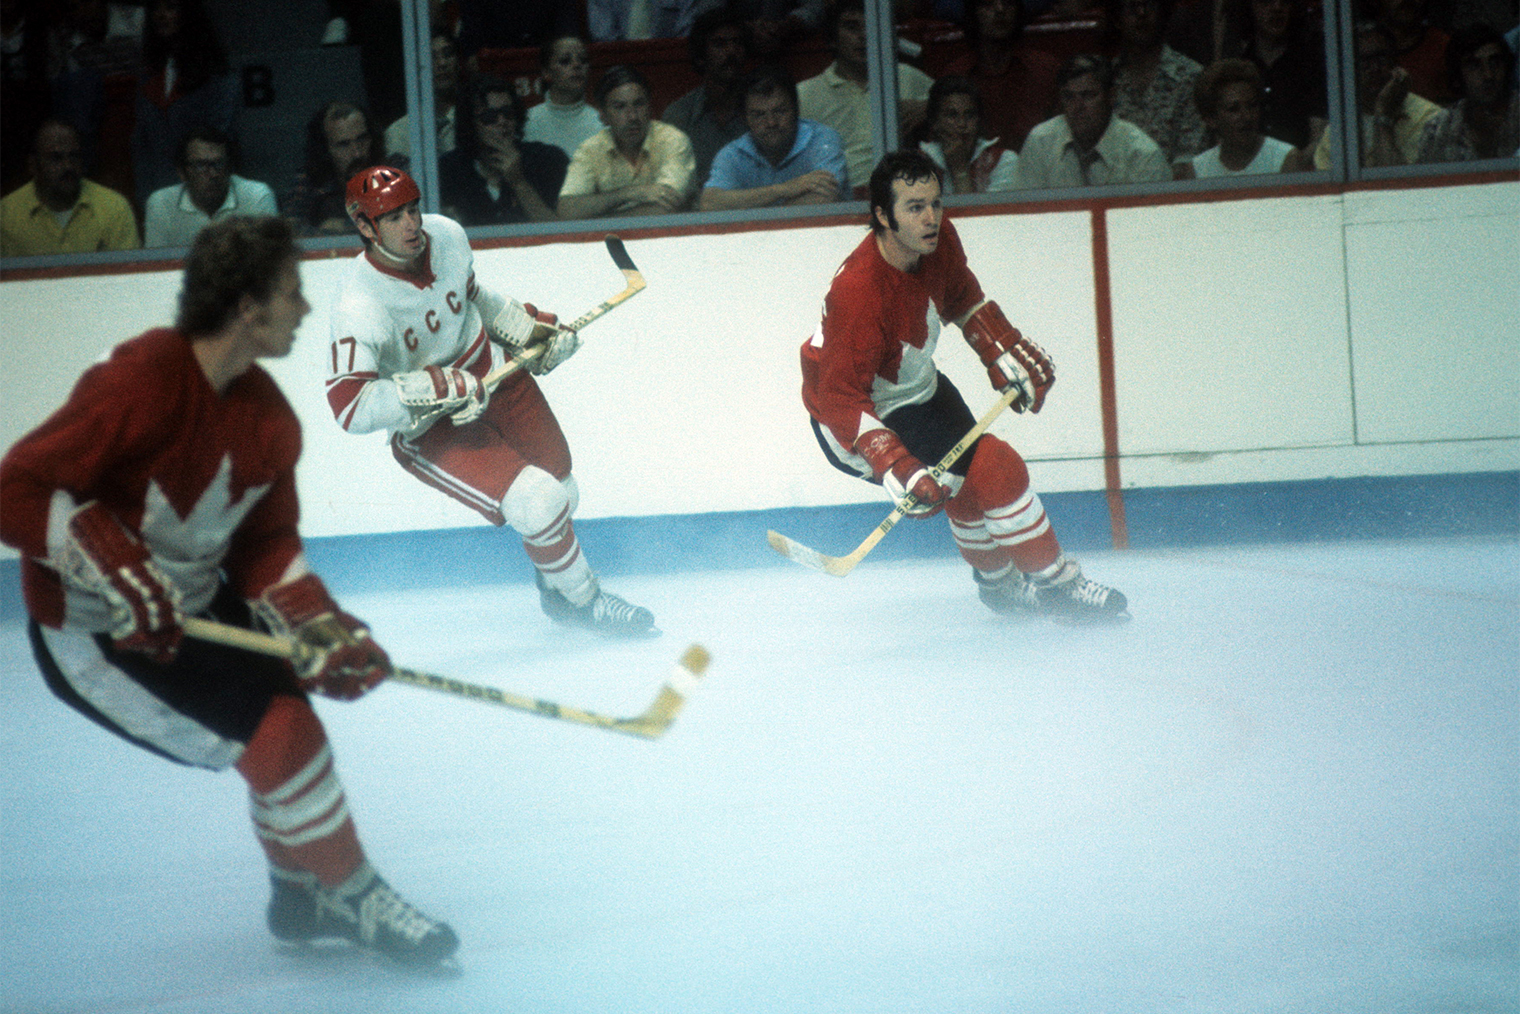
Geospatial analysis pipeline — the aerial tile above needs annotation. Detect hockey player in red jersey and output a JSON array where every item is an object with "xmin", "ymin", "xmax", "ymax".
[
  {"xmin": 326, "ymin": 166, "xmax": 654, "ymax": 636},
  {"xmin": 0, "ymin": 217, "xmax": 458, "ymax": 965},
  {"xmin": 800, "ymin": 149, "xmax": 1127, "ymax": 619}
]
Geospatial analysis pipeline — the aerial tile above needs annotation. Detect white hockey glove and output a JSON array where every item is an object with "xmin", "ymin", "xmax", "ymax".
[
  {"xmin": 962, "ymin": 301, "xmax": 1054, "ymax": 413},
  {"xmin": 394, "ymin": 365, "xmax": 488, "ymax": 425},
  {"xmin": 488, "ymin": 300, "xmax": 581, "ymax": 376}
]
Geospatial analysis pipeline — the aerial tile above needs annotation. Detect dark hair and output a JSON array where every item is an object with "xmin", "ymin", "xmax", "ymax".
[
  {"xmin": 174, "ymin": 123, "xmax": 233, "ymax": 168},
  {"xmin": 826, "ymin": 0, "xmax": 865, "ymax": 44},
  {"xmin": 741, "ymin": 64, "xmax": 798, "ymax": 113},
  {"xmin": 925, "ymin": 76, "xmax": 984, "ymax": 137},
  {"xmin": 1193, "ymin": 58, "xmax": 1263, "ymax": 119},
  {"xmin": 31, "ymin": 118, "xmax": 82, "ymax": 155},
  {"xmin": 1057, "ymin": 53, "xmax": 1114, "ymax": 91},
  {"xmin": 868, "ymin": 149, "xmax": 942, "ymax": 234},
  {"xmin": 142, "ymin": 0, "xmax": 228, "ymax": 94},
  {"xmin": 594, "ymin": 64, "xmax": 651, "ymax": 107},
  {"xmin": 688, "ymin": 3, "xmax": 749, "ymax": 71},
  {"xmin": 457, "ymin": 74, "xmax": 526, "ymax": 157},
  {"xmin": 1445, "ymin": 22, "xmax": 1514, "ymax": 98},
  {"xmin": 539, "ymin": 32, "xmax": 589, "ymax": 72},
  {"xmin": 960, "ymin": 0, "xmax": 1027, "ymax": 45},
  {"xmin": 302, "ymin": 102, "xmax": 378, "ymax": 183},
  {"xmin": 176, "ymin": 216, "xmax": 297, "ymax": 337}
]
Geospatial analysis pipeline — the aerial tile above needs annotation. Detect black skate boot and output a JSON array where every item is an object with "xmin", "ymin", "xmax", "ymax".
[
  {"xmin": 312, "ymin": 862, "xmax": 459, "ymax": 966},
  {"xmin": 537, "ymin": 571, "xmax": 656, "ymax": 637},
  {"xmin": 266, "ymin": 867, "xmax": 321, "ymax": 942},
  {"xmin": 1030, "ymin": 557, "xmax": 1128, "ymax": 622},
  {"xmin": 974, "ymin": 567, "xmax": 1042, "ymax": 614}
]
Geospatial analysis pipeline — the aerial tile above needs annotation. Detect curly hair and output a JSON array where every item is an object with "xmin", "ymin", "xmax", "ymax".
[{"xmin": 176, "ymin": 217, "xmax": 298, "ymax": 337}]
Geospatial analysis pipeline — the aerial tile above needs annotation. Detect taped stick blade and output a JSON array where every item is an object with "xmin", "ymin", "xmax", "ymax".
[
  {"xmin": 766, "ymin": 530, "xmax": 856, "ymax": 577},
  {"xmin": 604, "ymin": 234, "xmax": 636, "ymax": 272}
]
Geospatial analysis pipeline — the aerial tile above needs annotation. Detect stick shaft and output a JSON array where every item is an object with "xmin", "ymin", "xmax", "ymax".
[
  {"xmin": 768, "ymin": 385, "xmax": 1024, "ymax": 576},
  {"xmin": 180, "ymin": 617, "xmax": 700, "ymax": 740}
]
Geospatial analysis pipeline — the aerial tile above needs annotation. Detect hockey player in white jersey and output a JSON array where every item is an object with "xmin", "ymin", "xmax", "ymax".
[{"xmin": 327, "ymin": 166, "xmax": 654, "ymax": 635}]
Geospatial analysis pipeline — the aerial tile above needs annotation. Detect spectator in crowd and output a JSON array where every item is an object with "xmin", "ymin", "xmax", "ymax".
[
  {"xmin": 457, "ymin": 0, "xmax": 581, "ymax": 67},
  {"xmin": 798, "ymin": 0, "xmax": 934, "ymax": 196},
  {"xmin": 722, "ymin": 0, "xmax": 827, "ymax": 57},
  {"xmin": 45, "ymin": 0, "xmax": 145, "ymax": 185},
  {"xmin": 143, "ymin": 124, "xmax": 278, "ymax": 248},
  {"xmin": 1417, "ymin": 22, "xmax": 1518, "ymax": 162},
  {"xmin": 2, "ymin": 0, "xmax": 53, "ymax": 196},
  {"xmin": 1374, "ymin": 0, "xmax": 1454, "ymax": 103},
  {"xmin": 524, "ymin": 34, "xmax": 606, "ymax": 160},
  {"xmin": 441, "ymin": 74, "xmax": 569, "ymax": 225},
  {"xmin": 1014, "ymin": 54, "xmax": 1171, "ymax": 188},
  {"xmin": 285, "ymin": 102, "xmax": 386, "ymax": 236},
  {"xmin": 1, "ymin": 118, "xmax": 139, "ymax": 255},
  {"xmin": 588, "ymin": 0, "xmax": 708, "ymax": 40},
  {"xmin": 700, "ymin": 64, "xmax": 847, "ymax": 209},
  {"xmin": 916, "ymin": 75, "xmax": 1017, "ymax": 192},
  {"xmin": 662, "ymin": 5, "xmax": 753, "ymax": 186},
  {"xmin": 384, "ymin": 29, "xmax": 460, "ymax": 161},
  {"xmin": 1108, "ymin": 0, "xmax": 1208, "ymax": 163},
  {"xmin": 939, "ymin": 0, "xmax": 1060, "ymax": 153},
  {"xmin": 1177, "ymin": 57, "xmax": 1303, "ymax": 176},
  {"xmin": 1224, "ymin": 0, "xmax": 1327, "ymax": 151},
  {"xmin": 558, "ymin": 65, "xmax": 698, "ymax": 218},
  {"xmin": 131, "ymin": 0, "xmax": 237, "ymax": 210},
  {"xmin": 1312, "ymin": 20, "xmax": 1441, "ymax": 170}
]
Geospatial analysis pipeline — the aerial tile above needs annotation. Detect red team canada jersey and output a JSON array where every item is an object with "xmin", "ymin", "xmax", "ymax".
[
  {"xmin": 0, "ymin": 330, "xmax": 306, "ymax": 632},
  {"xmin": 801, "ymin": 216, "xmax": 985, "ymax": 450},
  {"xmin": 326, "ymin": 214, "xmax": 506, "ymax": 436}
]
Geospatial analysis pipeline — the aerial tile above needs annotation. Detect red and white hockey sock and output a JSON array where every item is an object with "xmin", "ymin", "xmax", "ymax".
[
  {"xmin": 503, "ymin": 467, "xmax": 597, "ymax": 606},
  {"xmin": 948, "ymin": 437, "xmax": 1062, "ymax": 577},
  {"xmin": 236, "ymin": 695, "xmax": 364, "ymax": 888}
]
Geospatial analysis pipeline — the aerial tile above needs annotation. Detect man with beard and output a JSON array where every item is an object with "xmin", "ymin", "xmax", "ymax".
[
  {"xmin": 1014, "ymin": 54, "xmax": 1171, "ymax": 188},
  {"xmin": 143, "ymin": 125, "xmax": 278, "ymax": 248},
  {"xmin": 1, "ymin": 119, "xmax": 138, "ymax": 255},
  {"xmin": 700, "ymin": 64, "xmax": 847, "ymax": 209},
  {"xmin": 558, "ymin": 65, "xmax": 696, "ymax": 218},
  {"xmin": 285, "ymin": 101, "xmax": 386, "ymax": 236}
]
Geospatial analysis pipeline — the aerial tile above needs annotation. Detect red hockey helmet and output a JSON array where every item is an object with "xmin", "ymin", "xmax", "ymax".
[{"xmin": 345, "ymin": 166, "xmax": 420, "ymax": 223}]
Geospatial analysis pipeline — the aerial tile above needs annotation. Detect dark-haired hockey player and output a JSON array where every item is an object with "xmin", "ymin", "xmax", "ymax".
[
  {"xmin": 327, "ymin": 165, "xmax": 653, "ymax": 635},
  {"xmin": 0, "ymin": 216, "xmax": 458, "ymax": 965},
  {"xmin": 799, "ymin": 149, "xmax": 1128, "ymax": 619}
]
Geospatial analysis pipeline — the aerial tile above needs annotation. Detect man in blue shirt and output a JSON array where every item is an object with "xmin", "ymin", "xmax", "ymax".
[{"xmin": 699, "ymin": 66, "xmax": 848, "ymax": 211}]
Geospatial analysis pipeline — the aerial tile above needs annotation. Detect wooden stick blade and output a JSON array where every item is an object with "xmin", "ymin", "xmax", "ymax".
[
  {"xmin": 618, "ymin": 644, "xmax": 711, "ymax": 738},
  {"xmin": 766, "ymin": 530, "xmax": 862, "ymax": 577}
]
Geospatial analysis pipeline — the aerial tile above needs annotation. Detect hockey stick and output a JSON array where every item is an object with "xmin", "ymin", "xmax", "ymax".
[
  {"xmin": 767, "ymin": 383, "xmax": 1024, "ymax": 577},
  {"xmin": 181, "ymin": 616, "xmax": 709, "ymax": 740},
  {"xmin": 409, "ymin": 236, "xmax": 646, "ymax": 432},
  {"xmin": 479, "ymin": 234, "xmax": 645, "ymax": 390}
]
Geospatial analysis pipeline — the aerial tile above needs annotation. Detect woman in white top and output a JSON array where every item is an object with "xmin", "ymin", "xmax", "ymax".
[
  {"xmin": 917, "ymin": 76, "xmax": 1018, "ymax": 194},
  {"xmin": 1178, "ymin": 59, "xmax": 1307, "ymax": 179},
  {"xmin": 523, "ymin": 35, "xmax": 605, "ymax": 159}
]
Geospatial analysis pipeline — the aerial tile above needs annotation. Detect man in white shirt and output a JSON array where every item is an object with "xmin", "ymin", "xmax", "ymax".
[
  {"xmin": 143, "ymin": 126, "xmax": 277, "ymax": 249},
  {"xmin": 1014, "ymin": 54, "xmax": 1170, "ymax": 190},
  {"xmin": 797, "ymin": 0, "xmax": 933, "ymax": 195}
]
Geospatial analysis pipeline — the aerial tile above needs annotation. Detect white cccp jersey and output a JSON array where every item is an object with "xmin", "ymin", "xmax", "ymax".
[{"xmin": 326, "ymin": 213, "xmax": 514, "ymax": 436}]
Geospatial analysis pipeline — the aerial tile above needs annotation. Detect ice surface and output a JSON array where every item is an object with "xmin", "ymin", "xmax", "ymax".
[{"xmin": 2, "ymin": 539, "xmax": 1516, "ymax": 1013}]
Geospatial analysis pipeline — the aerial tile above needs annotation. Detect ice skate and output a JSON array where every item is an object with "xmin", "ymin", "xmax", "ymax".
[
  {"xmin": 1030, "ymin": 557, "xmax": 1128, "ymax": 622},
  {"xmin": 267, "ymin": 863, "xmax": 458, "ymax": 966},
  {"xmin": 537, "ymin": 571, "xmax": 656, "ymax": 637},
  {"xmin": 974, "ymin": 567, "xmax": 1042, "ymax": 614}
]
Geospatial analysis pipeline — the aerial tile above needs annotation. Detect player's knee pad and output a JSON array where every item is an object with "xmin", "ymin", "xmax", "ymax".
[
  {"xmin": 560, "ymin": 473, "xmax": 579, "ymax": 517},
  {"xmin": 956, "ymin": 436, "xmax": 1030, "ymax": 513},
  {"xmin": 501, "ymin": 466, "xmax": 572, "ymax": 538}
]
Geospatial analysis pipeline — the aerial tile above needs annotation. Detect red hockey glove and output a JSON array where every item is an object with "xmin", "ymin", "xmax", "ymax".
[
  {"xmin": 962, "ymin": 300, "xmax": 1055, "ymax": 413},
  {"xmin": 257, "ymin": 574, "xmax": 391, "ymax": 701},
  {"xmin": 394, "ymin": 365, "xmax": 488, "ymax": 425},
  {"xmin": 522, "ymin": 302, "xmax": 581, "ymax": 375},
  {"xmin": 855, "ymin": 429, "xmax": 947, "ymax": 517},
  {"xmin": 64, "ymin": 502, "xmax": 184, "ymax": 662}
]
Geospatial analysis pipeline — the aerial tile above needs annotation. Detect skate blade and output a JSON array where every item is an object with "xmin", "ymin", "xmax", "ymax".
[{"xmin": 1049, "ymin": 609, "xmax": 1132, "ymax": 627}]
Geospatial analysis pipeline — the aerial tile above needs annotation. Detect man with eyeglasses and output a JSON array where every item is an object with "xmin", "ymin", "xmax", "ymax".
[{"xmin": 143, "ymin": 125, "xmax": 278, "ymax": 249}]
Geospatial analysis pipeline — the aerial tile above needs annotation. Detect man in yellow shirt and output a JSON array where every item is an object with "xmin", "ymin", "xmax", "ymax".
[{"xmin": 1, "ymin": 120, "xmax": 140, "ymax": 257}]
